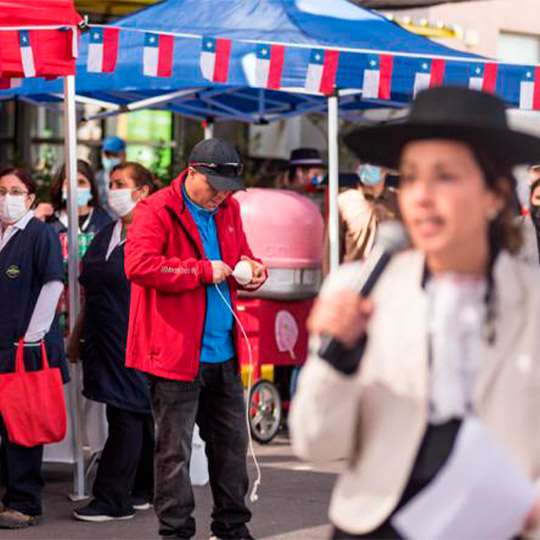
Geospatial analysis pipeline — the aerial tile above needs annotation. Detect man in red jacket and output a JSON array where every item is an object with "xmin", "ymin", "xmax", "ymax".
[{"xmin": 124, "ymin": 139, "xmax": 266, "ymax": 540}]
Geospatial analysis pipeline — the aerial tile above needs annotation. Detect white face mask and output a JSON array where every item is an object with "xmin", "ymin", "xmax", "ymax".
[
  {"xmin": 0, "ymin": 194, "xmax": 28, "ymax": 224},
  {"xmin": 108, "ymin": 188, "xmax": 137, "ymax": 218}
]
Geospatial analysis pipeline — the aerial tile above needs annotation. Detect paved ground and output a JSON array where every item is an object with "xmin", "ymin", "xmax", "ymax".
[{"xmin": 2, "ymin": 432, "xmax": 341, "ymax": 540}]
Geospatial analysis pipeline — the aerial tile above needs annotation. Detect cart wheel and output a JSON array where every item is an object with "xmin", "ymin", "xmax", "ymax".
[{"xmin": 248, "ymin": 380, "xmax": 282, "ymax": 444}]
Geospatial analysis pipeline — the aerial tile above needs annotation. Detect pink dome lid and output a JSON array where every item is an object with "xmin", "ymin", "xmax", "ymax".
[{"xmin": 234, "ymin": 188, "xmax": 323, "ymax": 269}]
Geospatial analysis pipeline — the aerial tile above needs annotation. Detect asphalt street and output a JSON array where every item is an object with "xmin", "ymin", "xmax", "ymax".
[{"xmin": 2, "ymin": 433, "xmax": 341, "ymax": 540}]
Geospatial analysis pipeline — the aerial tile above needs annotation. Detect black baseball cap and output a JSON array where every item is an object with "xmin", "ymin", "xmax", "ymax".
[{"xmin": 188, "ymin": 138, "xmax": 245, "ymax": 191}]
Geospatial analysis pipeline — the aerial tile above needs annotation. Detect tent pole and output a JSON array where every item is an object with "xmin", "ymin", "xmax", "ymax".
[
  {"xmin": 204, "ymin": 120, "xmax": 214, "ymax": 140},
  {"xmin": 327, "ymin": 94, "xmax": 340, "ymax": 272},
  {"xmin": 63, "ymin": 74, "xmax": 86, "ymax": 501}
]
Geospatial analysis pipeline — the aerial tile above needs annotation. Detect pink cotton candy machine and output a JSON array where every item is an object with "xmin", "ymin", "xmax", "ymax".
[
  {"xmin": 234, "ymin": 188, "xmax": 324, "ymax": 300},
  {"xmin": 233, "ymin": 189, "xmax": 324, "ymax": 444}
]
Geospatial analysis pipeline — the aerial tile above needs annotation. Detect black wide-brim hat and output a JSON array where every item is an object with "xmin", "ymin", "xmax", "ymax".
[{"xmin": 344, "ymin": 87, "xmax": 540, "ymax": 170}]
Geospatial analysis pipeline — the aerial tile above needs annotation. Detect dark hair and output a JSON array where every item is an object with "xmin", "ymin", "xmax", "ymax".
[
  {"xmin": 110, "ymin": 161, "xmax": 159, "ymax": 194},
  {"xmin": 530, "ymin": 178, "xmax": 540, "ymax": 198},
  {"xmin": 50, "ymin": 160, "xmax": 100, "ymax": 212},
  {"xmin": 469, "ymin": 146, "xmax": 522, "ymax": 346},
  {"xmin": 0, "ymin": 167, "xmax": 37, "ymax": 195}
]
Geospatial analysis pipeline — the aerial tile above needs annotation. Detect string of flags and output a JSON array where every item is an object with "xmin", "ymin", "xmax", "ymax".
[{"xmin": 4, "ymin": 25, "xmax": 540, "ymax": 113}]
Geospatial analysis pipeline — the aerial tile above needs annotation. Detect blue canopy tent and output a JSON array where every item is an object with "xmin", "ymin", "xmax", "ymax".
[{"xmin": 3, "ymin": 0, "xmax": 508, "ymax": 273}]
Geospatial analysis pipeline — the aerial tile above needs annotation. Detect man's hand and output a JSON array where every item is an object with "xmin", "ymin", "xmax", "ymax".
[
  {"xmin": 241, "ymin": 256, "xmax": 267, "ymax": 289},
  {"xmin": 211, "ymin": 261, "xmax": 233, "ymax": 284},
  {"xmin": 308, "ymin": 290, "xmax": 373, "ymax": 349},
  {"xmin": 34, "ymin": 203, "xmax": 54, "ymax": 221}
]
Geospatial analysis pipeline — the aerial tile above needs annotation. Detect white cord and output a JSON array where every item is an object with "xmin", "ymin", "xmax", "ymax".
[{"xmin": 214, "ymin": 283, "xmax": 262, "ymax": 504}]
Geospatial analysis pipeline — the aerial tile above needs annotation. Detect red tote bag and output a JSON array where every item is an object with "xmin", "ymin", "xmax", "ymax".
[{"xmin": 0, "ymin": 339, "xmax": 66, "ymax": 447}]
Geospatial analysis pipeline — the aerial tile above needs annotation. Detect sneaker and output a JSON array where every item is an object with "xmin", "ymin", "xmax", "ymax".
[
  {"xmin": 0, "ymin": 509, "xmax": 40, "ymax": 529},
  {"xmin": 73, "ymin": 502, "xmax": 135, "ymax": 523},
  {"xmin": 131, "ymin": 497, "xmax": 152, "ymax": 511}
]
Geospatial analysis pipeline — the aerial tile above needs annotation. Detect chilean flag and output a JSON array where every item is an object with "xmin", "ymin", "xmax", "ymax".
[
  {"xmin": 519, "ymin": 67, "xmax": 540, "ymax": 110},
  {"xmin": 143, "ymin": 32, "xmax": 174, "ymax": 78},
  {"xmin": 362, "ymin": 54, "xmax": 394, "ymax": 100},
  {"xmin": 0, "ymin": 78, "xmax": 22, "ymax": 90},
  {"xmin": 200, "ymin": 37, "xmax": 231, "ymax": 83},
  {"xmin": 19, "ymin": 30, "xmax": 36, "ymax": 77},
  {"xmin": 469, "ymin": 63, "xmax": 498, "ymax": 93},
  {"xmin": 304, "ymin": 49, "xmax": 339, "ymax": 96},
  {"xmin": 413, "ymin": 58, "xmax": 446, "ymax": 97},
  {"xmin": 255, "ymin": 43, "xmax": 285, "ymax": 90},
  {"xmin": 87, "ymin": 28, "xmax": 119, "ymax": 73}
]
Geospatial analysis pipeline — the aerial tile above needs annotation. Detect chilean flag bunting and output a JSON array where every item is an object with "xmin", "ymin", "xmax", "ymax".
[
  {"xmin": 255, "ymin": 43, "xmax": 285, "ymax": 90},
  {"xmin": 519, "ymin": 67, "xmax": 540, "ymax": 110},
  {"xmin": 87, "ymin": 28, "xmax": 120, "ymax": 74},
  {"xmin": 304, "ymin": 48, "xmax": 339, "ymax": 96},
  {"xmin": 468, "ymin": 62, "xmax": 498, "ymax": 93},
  {"xmin": 143, "ymin": 32, "xmax": 174, "ymax": 78},
  {"xmin": 413, "ymin": 58, "xmax": 446, "ymax": 97},
  {"xmin": 362, "ymin": 54, "xmax": 394, "ymax": 100},
  {"xmin": 200, "ymin": 37, "xmax": 232, "ymax": 83}
]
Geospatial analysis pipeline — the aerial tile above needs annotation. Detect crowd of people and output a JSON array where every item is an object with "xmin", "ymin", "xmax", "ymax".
[{"xmin": 2, "ymin": 86, "xmax": 540, "ymax": 539}]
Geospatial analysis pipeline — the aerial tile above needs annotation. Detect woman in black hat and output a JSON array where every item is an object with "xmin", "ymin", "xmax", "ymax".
[
  {"xmin": 276, "ymin": 148, "xmax": 325, "ymax": 192},
  {"xmin": 290, "ymin": 87, "xmax": 540, "ymax": 539}
]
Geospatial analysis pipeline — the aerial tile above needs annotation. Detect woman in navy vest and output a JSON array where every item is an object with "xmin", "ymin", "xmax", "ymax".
[
  {"xmin": 0, "ymin": 168, "xmax": 67, "ymax": 529},
  {"xmin": 72, "ymin": 162, "xmax": 157, "ymax": 522}
]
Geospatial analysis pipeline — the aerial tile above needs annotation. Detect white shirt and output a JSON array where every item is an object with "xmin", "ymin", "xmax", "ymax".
[
  {"xmin": 105, "ymin": 220, "xmax": 125, "ymax": 261},
  {"xmin": 0, "ymin": 209, "xmax": 35, "ymax": 252},
  {"xmin": 0, "ymin": 210, "xmax": 64, "ymax": 343},
  {"xmin": 427, "ymin": 274, "xmax": 487, "ymax": 424}
]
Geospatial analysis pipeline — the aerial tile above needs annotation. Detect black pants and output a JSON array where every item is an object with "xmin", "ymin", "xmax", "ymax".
[
  {"xmin": 92, "ymin": 404, "xmax": 154, "ymax": 515},
  {"xmin": 0, "ymin": 415, "xmax": 44, "ymax": 517},
  {"xmin": 150, "ymin": 359, "xmax": 252, "ymax": 539}
]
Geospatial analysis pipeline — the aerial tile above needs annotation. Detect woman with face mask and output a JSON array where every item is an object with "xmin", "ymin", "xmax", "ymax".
[
  {"xmin": 71, "ymin": 162, "xmax": 157, "ymax": 522},
  {"xmin": 517, "ymin": 178, "xmax": 540, "ymax": 266},
  {"xmin": 0, "ymin": 168, "xmax": 68, "ymax": 529},
  {"xmin": 45, "ymin": 160, "xmax": 112, "ymax": 235},
  {"xmin": 291, "ymin": 88, "xmax": 540, "ymax": 539}
]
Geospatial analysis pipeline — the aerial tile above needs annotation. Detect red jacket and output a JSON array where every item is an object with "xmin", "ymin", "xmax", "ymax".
[{"xmin": 124, "ymin": 174, "xmax": 258, "ymax": 381}]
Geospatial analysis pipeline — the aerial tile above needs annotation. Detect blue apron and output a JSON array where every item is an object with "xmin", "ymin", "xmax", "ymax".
[{"xmin": 79, "ymin": 221, "xmax": 150, "ymax": 414}]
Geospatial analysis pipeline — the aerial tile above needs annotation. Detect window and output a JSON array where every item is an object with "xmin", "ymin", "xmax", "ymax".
[{"xmin": 497, "ymin": 32, "xmax": 540, "ymax": 64}]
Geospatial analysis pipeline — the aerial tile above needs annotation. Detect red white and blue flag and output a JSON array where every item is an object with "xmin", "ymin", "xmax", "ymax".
[
  {"xmin": 143, "ymin": 32, "xmax": 174, "ymax": 78},
  {"xmin": 519, "ymin": 67, "xmax": 540, "ymax": 110},
  {"xmin": 413, "ymin": 58, "xmax": 445, "ymax": 97},
  {"xmin": 255, "ymin": 43, "xmax": 285, "ymax": 90},
  {"xmin": 19, "ymin": 30, "xmax": 36, "ymax": 77},
  {"xmin": 200, "ymin": 37, "xmax": 231, "ymax": 83},
  {"xmin": 468, "ymin": 62, "xmax": 498, "ymax": 93},
  {"xmin": 87, "ymin": 28, "xmax": 119, "ymax": 73},
  {"xmin": 0, "ymin": 78, "xmax": 22, "ymax": 90},
  {"xmin": 362, "ymin": 54, "xmax": 394, "ymax": 100},
  {"xmin": 304, "ymin": 48, "xmax": 339, "ymax": 96}
]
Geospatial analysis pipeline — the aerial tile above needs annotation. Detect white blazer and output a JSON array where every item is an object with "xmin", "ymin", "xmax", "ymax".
[{"xmin": 290, "ymin": 250, "xmax": 540, "ymax": 536}]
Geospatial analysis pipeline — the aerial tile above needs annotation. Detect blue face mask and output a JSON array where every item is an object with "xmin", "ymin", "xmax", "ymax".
[
  {"xmin": 62, "ymin": 188, "xmax": 92, "ymax": 208},
  {"xmin": 102, "ymin": 156, "xmax": 121, "ymax": 174},
  {"xmin": 311, "ymin": 174, "xmax": 324, "ymax": 187},
  {"xmin": 357, "ymin": 164, "xmax": 383, "ymax": 187}
]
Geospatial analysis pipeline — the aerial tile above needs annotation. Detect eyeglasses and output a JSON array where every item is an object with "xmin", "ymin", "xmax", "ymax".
[
  {"xmin": 190, "ymin": 162, "xmax": 244, "ymax": 177},
  {"xmin": 0, "ymin": 188, "xmax": 29, "ymax": 197}
]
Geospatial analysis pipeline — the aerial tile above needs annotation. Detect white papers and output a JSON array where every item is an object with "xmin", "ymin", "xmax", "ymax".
[{"xmin": 392, "ymin": 416, "xmax": 537, "ymax": 540}]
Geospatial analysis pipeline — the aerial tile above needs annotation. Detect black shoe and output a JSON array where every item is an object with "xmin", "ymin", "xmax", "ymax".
[
  {"xmin": 131, "ymin": 496, "xmax": 152, "ymax": 511},
  {"xmin": 73, "ymin": 502, "xmax": 135, "ymax": 522}
]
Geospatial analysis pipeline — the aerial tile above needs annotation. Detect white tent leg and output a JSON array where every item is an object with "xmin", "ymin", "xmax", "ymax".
[
  {"xmin": 63, "ymin": 74, "xmax": 86, "ymax": 501},
  {"xmin": 204, "ymin": 120, "xmax": 214, "ymax": 140},
  {"xmin": 327, "ymin": 95, "xmax": 340, "ymax": 272}
]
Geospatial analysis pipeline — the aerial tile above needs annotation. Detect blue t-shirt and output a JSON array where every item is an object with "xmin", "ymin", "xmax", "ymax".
[{"xmin": 182, "ymin": 185, "xmax": 234, "ymax": 363}]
